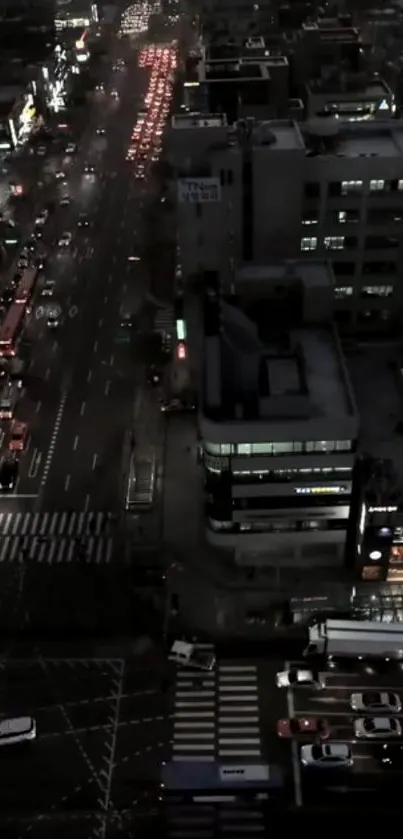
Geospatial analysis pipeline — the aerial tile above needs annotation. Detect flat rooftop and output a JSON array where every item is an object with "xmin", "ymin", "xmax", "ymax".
[
  {"xmin": 256, "ymin": 120, "xmax": 305, "ymax": 150},
  {"xmin": 203, "ymin": 299, "xmax": 354, "ymax": 425},
  {"xmin": 347, "ymin": 346, "xmax": 403, "ymax": 487},
  {"xmin": 0, "ymin": 85, "xmax": 24, "ymax": 103},
  {"xmin": 331, "ymin": 124, "xmax": 403, "ymax": 158},
  {"xmin": 308, "ymin": 78, "xmax": 390, "ymax": 99}
]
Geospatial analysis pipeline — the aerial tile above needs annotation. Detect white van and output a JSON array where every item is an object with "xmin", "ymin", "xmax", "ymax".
[
  {"xmin": 169, "ymin": 640, "xmax": 216, "ymax": 671},
  {"xmin": 0, "ymin": 716, "xmax": 36, "ymax": 747}
]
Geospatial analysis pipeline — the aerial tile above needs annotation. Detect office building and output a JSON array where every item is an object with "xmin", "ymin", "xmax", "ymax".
[
  {"xmin": 168, "ymin": 116, "xmax": 403, "ymax": 335},
  {"xmin": 200, "ymin": 260, "xmax": 359, "ymax": 568}
]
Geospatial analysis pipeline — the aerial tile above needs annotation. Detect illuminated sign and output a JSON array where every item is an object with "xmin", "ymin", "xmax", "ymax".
[
  {"xmin": 176, "ymin": 319, "xmax": 186, "ymax": 341},
  {"xmin": 294, "ymin": 485, "xmax": 348, "ymax": 495},
  {"xmin": 368, "ymin": 505, "xmax": 398, "ymax": 513},
  {"xmin": 176, "ymin": 341, "xmax": 187, "ymax": 360}
]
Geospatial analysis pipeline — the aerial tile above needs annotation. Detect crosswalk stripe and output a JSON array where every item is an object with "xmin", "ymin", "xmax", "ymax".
[{"xmin": 170, "ymin": 649, "xmax": 264, "ymax": 769}]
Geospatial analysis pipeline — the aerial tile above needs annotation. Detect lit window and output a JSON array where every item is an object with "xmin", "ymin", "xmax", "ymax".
[
  {"xmin": 334, "ymin": 286, "xmax": 353, "ymax": 298},
  {"xmin": 341, "ymin": 180, "xmax": 363, "ymax": 195},
  {"xmin": 398, "ymin": 180, "xmax": 403, "ymax": 191},
  {"xmin": 301, "ymin": 237, "xmax": 317, "ymax": 251},
  {"xmin": 237, "ymin": 444, "xmax": 252, "ymax": 455},
  {"xmin": 302, "ymin": 215, "xmax": 318, "ymax": 226},
  {"xmin": 324, "ymin": 236, "xmax": 345, "ymax": 250},
  {"xmin": 361, "ymin": 285, "xmax": 393, "ymax": 298},
  {"xmin": 369, "ymin": 179, "xmax": 385, "ymax": 192}
]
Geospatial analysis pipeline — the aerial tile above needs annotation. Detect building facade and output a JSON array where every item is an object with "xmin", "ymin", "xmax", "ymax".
[
  {"xmin": 199, "ymin": 261, "xmax": 359, "ymax": 567},
  {"xmin": 168, "ymin": 116, "xmax": 403, "ymax": 335}
]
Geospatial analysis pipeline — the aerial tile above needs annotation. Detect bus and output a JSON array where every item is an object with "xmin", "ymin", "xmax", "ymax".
[
  {"xmin": 125, "ymin": 454, "xmax": 156, "ymax": 511},
  {"xmin": 160, "ymin": 761, "xmax": 284, "ymax": 803},
  {"xmin": 0, "ymin": 303, "xmax": 26, "ymax": 357},
  {"xmin": 14, "ymin": 266, "xmax": 38, "ymax": 308}
]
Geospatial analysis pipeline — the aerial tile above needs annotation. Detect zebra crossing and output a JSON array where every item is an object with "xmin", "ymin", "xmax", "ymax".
[
  {"xmin": 0, "ymin": 511, "xmax": 115, "ymax": 564},
  {"xmin": 168, "ymin": 645, "xmax": 265, "ymax": 838}
]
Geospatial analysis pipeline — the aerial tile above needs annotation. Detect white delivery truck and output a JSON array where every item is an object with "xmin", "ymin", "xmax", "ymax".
[{"xmin": 304, "ymin": 619, "xmax": 403, "ymax": 661}]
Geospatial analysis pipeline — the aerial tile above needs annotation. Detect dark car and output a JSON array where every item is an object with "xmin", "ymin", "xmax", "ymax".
[
  {"xmin": 96, "ymin": 127, "xmax": 105, "ymax": 135},
  {"xmin": 77, "ymin": 214, "xmax": 90, "ymax": 228},
  {"xmin": 0, "ymin": 457, "xmax": 18, "ymax": 492},
  {"xmin": 0, "ymin": 287, "xmax": 15, "ymax": 306},
  {"xmin": 375, "ymin": 744, "xmax": 403, "ymax": 769}
]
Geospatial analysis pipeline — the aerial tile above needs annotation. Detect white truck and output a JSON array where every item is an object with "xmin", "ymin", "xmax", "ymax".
[{"xmin": 304, "ymin": 619, "xmax": 403, "ymax": 661}]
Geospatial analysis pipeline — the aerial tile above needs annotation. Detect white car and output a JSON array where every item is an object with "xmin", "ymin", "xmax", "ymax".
[
  {"xmin": 301, "ymin": 743, "xmax": 353, "ymax": 769},
  {"xmin": 276, "ymin": 668, "xmax": 325, "ymax": 689},
  {"xmin": 35, "ymin": 209, "xmax": 48, "ymax": 226},
  {"xmin": 169, "ymin": 640, "xmax": 216, "ymax": 671},
  {"xmin": 354, "ymin": 717, "xmax": 402, "ymax": 739},
  {"xmin": 55, "ymin": 170, "xmax": 66, "ymax": 180},
  {"xmin": 65, "ymin": 143, "xmax": 76, "ymax": 154},
  {"xmin": 350, "ymin": 691, "xmax": 402, "ymax": 713},
  {"xmin": 0, "ymin": 716, "xmax": 36, "ymax": 747},
  {"xmin": 58, "ymin": 232, "xmax": 72, "ymax": 247}
]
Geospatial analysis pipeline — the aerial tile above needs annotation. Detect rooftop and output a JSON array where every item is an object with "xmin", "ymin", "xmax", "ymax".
[
  {"xmin": 0, "ymin": 85, "xmax": 25, "ymax": 113},
  {"xmin": 203, "ymin": 264, "xmax": 356, "ymax": 436},
  {"xmin": 308, "ymin": 76, "xmax": 391, "ymax": 99}
]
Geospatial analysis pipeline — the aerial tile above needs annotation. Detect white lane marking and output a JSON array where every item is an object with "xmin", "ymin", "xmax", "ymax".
[
  {"xmin": 64, "ymin": 474, "xmax": 70, "ymax": 491},
  {"xmin": 287, "ymin": 663, "xmax": 303, "ymax": 808},
  {"xmin": 40, "ymin": 392, "xmax": 67, "ymax": 490},
  {"xmin": 73, "ymin": 435, "xmax": 79, "ymax": 451},
  {"xmin": 28, "ymin": 450, "xmax": 41, "ymax": 480},
  {"xmin": 84, "ymin": 494, "xmax": 90, "ymax": 513},
  {"xmin": 87, "ymin": 370, "xmax": 92, "ymax": 382},
  {"xmin": 110, "ymin": 354, "xmax": 114, "ymax": 366},
  {"xmin": 80, "ymin": 401, "xmax": 86, "ymax": 416},
  {"xmin": 45, "ymin": 367, "xmax": 50, "ymax": 380},
  {"xmin": 105, "ymin": 380, "xmax": 110, "ymax": 396},
  {"xmin": 98, "ymin": 317, "xmax": 103, "ymax": 327},
  {"xmin": 94, "ymin": 340, "xmax": 98, "ymax": 352},
  {"xmin": 35, "ymin": 401, "xmax": 41, "ymax": 413},
  {"xmin": 92, "ymin": 454, "xmax": 98, "ymax": 470}
]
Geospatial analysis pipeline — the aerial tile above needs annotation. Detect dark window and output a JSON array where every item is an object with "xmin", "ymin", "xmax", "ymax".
[
  {"xmin": 333, "ymin": 261, "xmax": 355, "ymax": 276},
  {"xmin": 304, "ymin": 181, "xmax": 320, "ymax": 198},
  {"xmin": 363, "ymin": 261, "xmax": 397, "ymax": 275},
  {"xmin": 328, "ymin": 181, "xmax": 342, "ymax": 197},
  {"xmin": 365, "ymin": 235, "xmax": 399, "ymax": 249}
]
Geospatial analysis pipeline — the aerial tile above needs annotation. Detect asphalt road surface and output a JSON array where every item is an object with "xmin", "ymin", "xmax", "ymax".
[
  {"xmin": 17, "ymin": 45, "xmax": 151, "ymax": 513},
  {"xmin": 0, "ymin": 654, "xmax": 168, "ymax": 838}
]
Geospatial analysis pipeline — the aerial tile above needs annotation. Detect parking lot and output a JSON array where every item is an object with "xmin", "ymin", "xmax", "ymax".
[
  {"xmin": 0, "ymin": 656, "xmax": 169, "ymax": 836},
  {"xmin": 284, "ymin": 658, "xmax": 403, "ymax": 809}
]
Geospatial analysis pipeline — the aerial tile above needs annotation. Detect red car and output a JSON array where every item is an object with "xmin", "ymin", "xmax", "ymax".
[
  {"xmin": 8, "ymin": 421, "xmax": 28, "ymax": 452},
  {"xmin": 277, "ymin": 717, "xmax": 329, "ymax": 739}
]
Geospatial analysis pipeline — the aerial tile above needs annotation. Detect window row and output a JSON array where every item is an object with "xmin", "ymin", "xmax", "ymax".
[
  {"xmin": 304, "ymin": 179, "xmax": 403, "ymax": 199},
  {"xmin": 333, "ymin": 261, "xmax": 398, "ymax": 277},
  {"xmin": 304, "ymin": 208, "xmax": 403, "ymax": 227},
  {"xmin": 301, "ymin": 235, "xmax": 400, "ymax": 252},
  {"xmin": 334, "ymin": 285, "xmax": 394, "ymax": 299},
  {"xmin": 207, "ymin": 517, "xmax": 349, "ymax": 533},
  {"xmin": 204, "ymin": 440, "xmax": 353, "ymax": 456}
]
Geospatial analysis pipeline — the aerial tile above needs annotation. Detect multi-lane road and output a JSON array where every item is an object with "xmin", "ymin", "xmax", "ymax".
[{"xmin": 0, "ymin": 28, "xmax": 168, "ymax": 583}]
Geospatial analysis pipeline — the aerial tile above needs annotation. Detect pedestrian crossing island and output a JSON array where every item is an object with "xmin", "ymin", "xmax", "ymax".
[{"xmin": 0, "ymin": 511, "xmax": 115, "ymax": 564}]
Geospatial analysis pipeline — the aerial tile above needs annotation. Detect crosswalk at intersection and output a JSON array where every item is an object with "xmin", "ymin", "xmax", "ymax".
[
  {"xmin": 0, "ymin": 511, "xmax": 115, "ymax": 564},
  {"xmin": 167, "ymin": 646, "xmax": 266, "ymax": 838}
]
